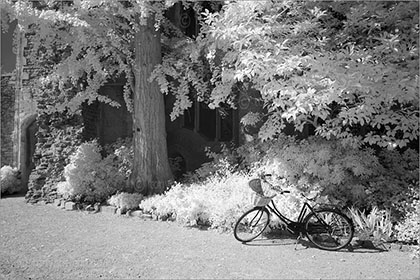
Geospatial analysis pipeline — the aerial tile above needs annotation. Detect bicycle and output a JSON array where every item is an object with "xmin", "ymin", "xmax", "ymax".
[{"xmin": 233, "ymin": 175, "xmax": 354, "ymax": 251}]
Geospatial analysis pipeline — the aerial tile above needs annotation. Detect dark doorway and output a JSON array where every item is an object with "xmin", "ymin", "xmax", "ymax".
[{"xmin": 21, "ymin": 116, "xmax": 38, "ymax": 192}]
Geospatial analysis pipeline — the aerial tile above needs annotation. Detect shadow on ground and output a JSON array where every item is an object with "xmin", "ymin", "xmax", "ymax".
[{"xmin": 242, "ymin": 229, "xmax": 388, "ymax": 254}]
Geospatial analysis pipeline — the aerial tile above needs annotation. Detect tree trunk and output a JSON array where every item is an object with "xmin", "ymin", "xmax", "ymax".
[{"xmin": 131, "ymin": 15, "xmax": 173, "ymax": 195}]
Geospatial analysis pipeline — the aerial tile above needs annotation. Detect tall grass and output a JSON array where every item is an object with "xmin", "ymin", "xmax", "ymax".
[{"xmin": 348, "ymin": 206, "xmax": 393, "ymax": 242}]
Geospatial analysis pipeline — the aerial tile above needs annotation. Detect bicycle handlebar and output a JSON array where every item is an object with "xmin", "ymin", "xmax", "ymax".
[
  {"xmin": 259, "ymin": 173, "xmax": 320, "ymax": 201},
  {"xmin": 300, "ymin": 192, "xmax": 317, "ymax": 202},
  {"xmin": 260, "ymin": 174, "xmax": 290, "ymax": 194}
]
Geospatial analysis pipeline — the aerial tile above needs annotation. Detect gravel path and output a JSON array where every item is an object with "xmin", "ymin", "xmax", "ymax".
[{"xmin": 0, "ymin": 196, "xmax": 419, "ymax": 280}]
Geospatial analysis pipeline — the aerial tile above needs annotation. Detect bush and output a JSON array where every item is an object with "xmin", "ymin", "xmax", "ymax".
[
  {"xmin": 229, "ymin": 136, "xmax": 418, "ymax": 218},
  {"xmin": 140, "ymin": 163, "xmax": 315, "ymax": 231},
  {"xmin": 368, "ymin": 149, "xmax": 419, "ymax": 219},
  {"xmin": 395, "ymin": 199, "xmax": 420, "ymax": 245},
  {"xmin": 56, "ymin": 181, "xmax": 72, "ymax": 200},
  {"xmin": 108, "ymin": 192, "xmax": 144, "ymax": 212},
  {"xmin": 236, "ymin": 136, "xmax": 384, "ymax": 209},
  {"xmin": 57, "ymin": 140, "xmax": 128, "ymax": 203},
  {"xmin": 1, "ymin": 166, "xmax": 21, "ymax": 195},
  {"xmin": 141, "ymin": 135, "xmax": 418, "ymax": 234},
  {"xmin": 140, "ymin": 170, "xmax": 253, "ymax": 229},
  {"xmin": 348, "ymin": 206, "xmax": 393, "ymax": 242},
  {"xmin": 103, "ymin": 137, "xmax": 134, "ymax": 182}
]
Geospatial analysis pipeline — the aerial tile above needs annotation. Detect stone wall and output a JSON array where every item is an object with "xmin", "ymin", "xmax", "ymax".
[
  {"xmin": 26, "ymin": 112, "xmax": 84, "ymax": 203},
  {"xmin": 1, "ymin": 75, "xmax": 16, "ymax": 167}
]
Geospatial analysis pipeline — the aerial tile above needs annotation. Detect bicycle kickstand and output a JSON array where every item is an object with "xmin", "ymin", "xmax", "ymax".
[{"xmin": 294, "ymin": 233, "xmax": 303, "ymax": 250}]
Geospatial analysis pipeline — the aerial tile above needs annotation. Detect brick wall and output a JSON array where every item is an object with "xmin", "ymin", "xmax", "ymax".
[{"xmin": 1, "ymin": 75, "xmax": 16, "ymax": 167}]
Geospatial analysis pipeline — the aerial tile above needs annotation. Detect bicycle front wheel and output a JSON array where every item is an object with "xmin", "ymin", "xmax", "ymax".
[
  {"xmin": 304, "ymin": 209, "xmax": 354, "ymax": 251},
  {"xmin": 234, "ymin": 207, "xmax": 270, "ymax": 243}
]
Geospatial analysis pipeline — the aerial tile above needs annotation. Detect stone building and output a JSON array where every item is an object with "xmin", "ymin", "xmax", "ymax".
[{"xmin": 1, "ymin": 20, "xmax": 38, "ymax": 192}]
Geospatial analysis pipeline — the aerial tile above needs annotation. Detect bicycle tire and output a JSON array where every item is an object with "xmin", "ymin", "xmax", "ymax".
[
  {"xmin": 304, "ymin": 209, "xmax": 354, "ymax": 251},
  {"xmin": 233, "ymin": 207, "xmax": 270, "ymax": 243}
]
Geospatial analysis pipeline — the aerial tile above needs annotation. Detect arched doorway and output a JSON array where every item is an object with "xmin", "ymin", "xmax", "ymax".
[{"xmin": 20, "ymin": 115, "xmax": 37, "ymax": 192}]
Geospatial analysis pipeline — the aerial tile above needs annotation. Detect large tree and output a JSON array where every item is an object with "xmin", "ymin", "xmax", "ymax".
[
  {"xmin": 2, "ymin": 0, "xmax": 184, "ymax": 194},
  {"xmin": 156, "ymin": 1, "xmax": 419, "ymax": 149}
]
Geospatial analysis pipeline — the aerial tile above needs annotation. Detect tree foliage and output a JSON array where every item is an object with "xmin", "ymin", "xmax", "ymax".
[
  {"xmin": 155, "ymin": 1, "xmax": 419, "ymax": 148},
  {"xmin": 2, "ymin": 0, "xmax": 184, "ymax": 193},
  {"xmin": 6, "ymin": 1, "xmax": 417, "ymax": 149},
  {"xmin": 4, "ymin": 0, "xmax": 159, "ymax": 112}
]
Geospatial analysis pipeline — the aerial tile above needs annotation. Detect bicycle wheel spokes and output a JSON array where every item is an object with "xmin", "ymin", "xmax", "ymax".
[
  {"xmin": 234, "ymin": 207, "xmax": 270, "ymax": 243},
  {"xmin": 305, "ymin": 210, "xmax": 354, "ymax": 251}
]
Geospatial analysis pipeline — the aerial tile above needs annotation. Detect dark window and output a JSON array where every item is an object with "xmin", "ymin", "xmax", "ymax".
[
  {"xmin": 183, "ymin": 100, "xmax": 237, "ymax": 143},
  {"xmin": 199, "ymin": 103, "xmax": 216, "ymax": 140},
  {"xmin": 184, "ymin": 103, "xmax": 195, "ymax": 130},
  {"xmin": 219, "ymin": 110, "xmax": 234, "ymax": 142}
]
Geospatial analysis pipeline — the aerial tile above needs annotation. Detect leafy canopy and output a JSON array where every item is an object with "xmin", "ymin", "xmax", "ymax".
[
  {"xmin": 2, "ymin": 0, "xmax": 193, "ymax": 113},
  {"xmin": 3, "ymin": 0, "xmax": 419, "ymax": 148},
  {"xmin": 154, "ymin": 0, "xmax": 419, "ymax": 148}
]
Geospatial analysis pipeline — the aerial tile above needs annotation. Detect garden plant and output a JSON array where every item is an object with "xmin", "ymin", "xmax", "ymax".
[{"xmin": 0, "ymin": 166, "xmax": 21, "ymax": 195}]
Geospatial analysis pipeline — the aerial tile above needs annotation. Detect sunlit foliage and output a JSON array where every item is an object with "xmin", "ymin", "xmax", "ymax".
[{"xmin": 155, "ymin": 1, "xmax": 419, "ymax": 148}]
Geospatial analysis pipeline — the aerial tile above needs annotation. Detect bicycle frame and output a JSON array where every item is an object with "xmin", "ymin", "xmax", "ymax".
[
  {"xmin": 264, "ymin": 199, "xmax": 324, "ymax": 234},
  {"xmin": 251, "ymin": 176, "xmax": 341, "ymax": 237}
]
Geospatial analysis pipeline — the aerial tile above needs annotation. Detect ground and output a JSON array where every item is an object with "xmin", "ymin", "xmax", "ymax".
[{"xmin": 0, "ymin": 196, "xmax": 419, "ymax": 280}]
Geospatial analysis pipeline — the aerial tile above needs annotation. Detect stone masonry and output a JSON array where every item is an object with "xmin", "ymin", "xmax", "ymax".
[{"xmin": 1, "ymin": 74, "xmax": 16, "ymax": 167}]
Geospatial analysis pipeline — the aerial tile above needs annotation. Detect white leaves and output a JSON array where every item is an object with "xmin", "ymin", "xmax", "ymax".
[
  {"xmin": 123, "ymin": 81, "xmax": 134, "ymax": 113},
  {"xmin": 240, "ymin": 112, "xmax": 261, "ymax": 126},
  {"xmin": 170, "ymin": 80, "xmax": 192, "ymax": 121},
  {"xmin": 150, "ymin": 64, "xmax": 170, "ymax": 95},
  {"xmin": 278, "ymin": 39, "xmax": 290, "ymax": 51},
  {"xmin": 151, "ymin": 43, "xmax": 213, "ymax": 121},
  {"xmin": 177, "ymin": 1, "xmax": 418, "ymax": 149},
  {"xmin": 6, "ymin": 0, "xmax": 142, "ymax": 115},
  {"xmin": 208, "ymin": 81, "xmax": 234, "ymax": 109},
  {"xmin": 38, "ymin": 9, "xmax": 89, "ymax": 27},
  {"xmin": 258, "ymin": 113, "xmax": 284, "ymax": 141},
  {"xmin": 309, "ymin": 7, "xmax": 327, "ymax": 19}
]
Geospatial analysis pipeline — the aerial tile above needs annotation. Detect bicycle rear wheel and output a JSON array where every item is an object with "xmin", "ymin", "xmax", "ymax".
[
  {"xmin": 234, "ymin": 207, "xmax": 270, "ymax": 243},
  {"xmin": 304, "ymin": 209, "xmax": 354, "ymax": 251}
]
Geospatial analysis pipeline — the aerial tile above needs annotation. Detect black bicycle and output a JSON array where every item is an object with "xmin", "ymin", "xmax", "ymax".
[{"xmin": 233, "ymin": 175, "xmax": 354, "ymax": 251}]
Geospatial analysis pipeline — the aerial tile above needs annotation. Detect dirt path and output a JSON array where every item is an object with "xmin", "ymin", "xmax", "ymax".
[{"xmin": 0, "ymin": 196, "xmax": 419, "ymax": 280}]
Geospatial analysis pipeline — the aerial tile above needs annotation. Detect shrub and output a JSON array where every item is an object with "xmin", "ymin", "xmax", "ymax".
[
  {"xmin": 1, "ymin": 166, "xmax": 21, "ymax": 195},
  {"xmin": 58, "ymin": 140, "xmax": 128, "ymax": 203},
  {"xmin": 348, "ymin": 206, "xmax": 394, "ymax": 243},
  {"xmin": 140, "ymin": 171, "xmax": 253, "ymax": 229},
  {"xmin": 108, "ymin": 192, "xmax": 144, "ymax": 212},
  {"xmin": 232, "ymin": 136, "xmax": 419, "ymax": 218},
  {"xmin": 103, "ymin": 137, "xmax": 134, "ymax": 182},
  {"xmin": 140, "ymin": 166, "xmax": 315, "ymax": 231},
  {"xmin": 184, "ymin": 144, "xmax": 240, "ymax": 183},
  {"xmin": 236, "ymin": 136, "xmax": 384, "ymax": 209},
  {"xmin": 368, "ymin": 149, "xmax": 420, "ymax": 219},
  {"xmin": 140, "ymin": 135, "xmax": 418, "ymax": 234},
  {"xmin": 56, "ymin": 181, "xmax": 72, "ymax": 200},
  {"xmin": 395, "ymin": 199, "xmax": 420, "ymax": 245}
]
